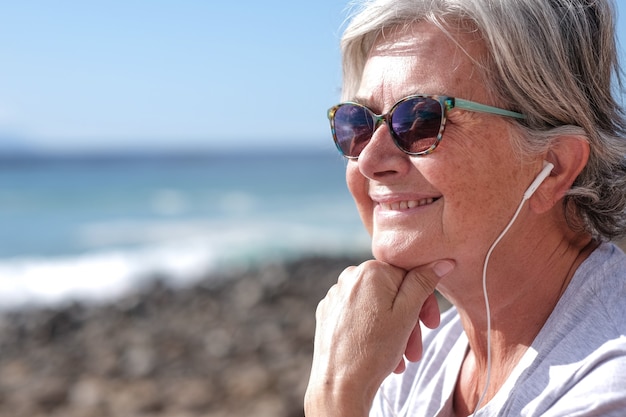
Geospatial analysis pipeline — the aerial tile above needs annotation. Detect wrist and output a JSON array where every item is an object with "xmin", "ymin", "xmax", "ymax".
[{"xmin": 304, "ymin": 375, "xmax": 376, "ymax": 417}]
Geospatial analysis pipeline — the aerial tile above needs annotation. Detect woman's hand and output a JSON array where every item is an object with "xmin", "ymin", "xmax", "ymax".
[{"xmin": 304, "ymin": 259, "xmax": 454, "ymax": 417}]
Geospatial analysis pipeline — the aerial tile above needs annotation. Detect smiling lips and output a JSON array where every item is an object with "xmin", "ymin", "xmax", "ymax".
[{"xmin": 377, "ymin": 197, "xmax": 438, "ymax": 211}]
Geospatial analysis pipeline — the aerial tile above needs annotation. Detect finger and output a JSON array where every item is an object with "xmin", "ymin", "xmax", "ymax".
[
  {"xmin": 406, "ymin": 292, "xmax": 441, "ymax": 362},
  {"xmin": 404, "ymin": 323, "xmax": 423, "ymax": 363},
  {"xmin": 393, "ymin": 357, "xmax": 406, "ymax": 374},
  {"xmin": 398, "ymin": 261, "xmax": 454, "ymax": 364},
  {"xmin": 395, "ymin": 260, "xmax": 454, "ymax": 313},
  {"xmin": 419, "ymin": 292, "xmax": 441, "ymax": 329}
]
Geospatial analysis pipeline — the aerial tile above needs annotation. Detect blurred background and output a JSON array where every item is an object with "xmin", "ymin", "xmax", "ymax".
[
  {"xmin": 0, "ymin": 1, "xmax": 625, "ymax": 416},
  {"xmin": 0, "ymin": 1, "xmax": 372, "ymax": 309},
  {"xmin": 0, "ymin": 2, "xmax": 370, "ymax": 416}
]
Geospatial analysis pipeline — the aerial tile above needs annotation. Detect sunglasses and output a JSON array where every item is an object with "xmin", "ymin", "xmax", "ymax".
[{"xmin": 327, "ymin": 94, "xmax": 526, "ymax": 159}]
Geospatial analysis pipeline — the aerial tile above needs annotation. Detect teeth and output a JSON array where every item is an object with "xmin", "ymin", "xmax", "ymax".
[{"xmin": 380, "ymin": 198, "xmax": 435, "ymax": 211}]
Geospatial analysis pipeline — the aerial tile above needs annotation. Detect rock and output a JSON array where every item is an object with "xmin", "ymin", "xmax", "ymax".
[{"xmin": 0, "ymin": 254, "xmax": 368, "ymax": 417}]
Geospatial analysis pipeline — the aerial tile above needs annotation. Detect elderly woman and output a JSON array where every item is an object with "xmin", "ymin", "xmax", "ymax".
[{"xmin": 305, "ymin": 0, "xmax": 626, "ymax": 416}]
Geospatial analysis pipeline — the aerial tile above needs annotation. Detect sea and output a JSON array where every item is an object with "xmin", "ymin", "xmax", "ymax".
[{"xmin": 0, "ymin": 147, "xmax": 371, "ymax": 311}]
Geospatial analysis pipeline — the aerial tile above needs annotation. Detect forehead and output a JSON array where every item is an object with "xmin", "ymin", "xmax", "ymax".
[{"xmin": 356, "ymin": 21, "xmax": 489, "ymax": 108}]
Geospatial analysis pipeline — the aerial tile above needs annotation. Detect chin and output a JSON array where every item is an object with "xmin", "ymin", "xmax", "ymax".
[
  {"xmin": 372, "ymin": 244, "xmax": 423, "ymax": 270},
  {"xmin": 370, "ymin": 231, "xmax": 432, "ymax": 270}
]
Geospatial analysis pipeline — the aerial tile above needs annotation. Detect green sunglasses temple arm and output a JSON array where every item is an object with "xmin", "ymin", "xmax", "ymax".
[{"xmin": 452, "ymin": 98, "xmax": 526, "ymax": 119}]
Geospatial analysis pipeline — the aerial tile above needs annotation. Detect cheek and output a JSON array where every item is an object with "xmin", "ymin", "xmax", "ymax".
[
  {"xmin": 346, "ymin": 163, "xmax": 374, "ymax": 235},
  {"xmin": 435, "ymin": 149, "xmax": 525, "ymax": 251}
]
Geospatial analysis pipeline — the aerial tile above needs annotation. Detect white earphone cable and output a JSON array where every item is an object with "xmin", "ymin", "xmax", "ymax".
[{"xmin": 471, "ymin": 193, "xmax": 529, "ymax": 416}]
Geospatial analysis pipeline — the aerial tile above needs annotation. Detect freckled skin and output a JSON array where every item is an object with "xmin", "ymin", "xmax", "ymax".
[{"xmin": 346, "ymin": 23, "xmax": 533, "ymax": 295}]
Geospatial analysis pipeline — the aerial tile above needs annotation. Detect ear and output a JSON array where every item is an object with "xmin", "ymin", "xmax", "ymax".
[{"xmin": 529, "ymin": 135, "xmax": 589, "ymax": 214}]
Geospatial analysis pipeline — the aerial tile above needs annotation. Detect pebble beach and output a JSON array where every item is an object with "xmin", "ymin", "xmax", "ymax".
[{"xmin": 0, "ymin": 255, "xmax": 370, "ymax": 417}]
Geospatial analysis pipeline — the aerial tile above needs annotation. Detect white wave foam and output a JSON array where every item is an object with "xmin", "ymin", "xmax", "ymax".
[
  {"xmin": 0, "ymin": 242, "xmax": 217, "ymax": 311},
  {"xmin": 0, "ymin": 219, "xmax": 371, "ymax": 310}
]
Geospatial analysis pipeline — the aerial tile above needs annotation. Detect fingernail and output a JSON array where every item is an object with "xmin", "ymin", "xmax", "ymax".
[{"xmin": 433, "ymin": 261, "xmax": 454, "ymax": 277}]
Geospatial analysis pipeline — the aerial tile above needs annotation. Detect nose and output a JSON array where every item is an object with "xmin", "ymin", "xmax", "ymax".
[{"xmin": 357, "ymin": 122, "xmax": 413, "ymax": 180}]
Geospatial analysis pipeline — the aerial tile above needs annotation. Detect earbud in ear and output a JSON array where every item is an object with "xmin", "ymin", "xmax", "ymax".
[{"xmin": 523, "ymin": 161, "xmax": 554, "ymax": 200}]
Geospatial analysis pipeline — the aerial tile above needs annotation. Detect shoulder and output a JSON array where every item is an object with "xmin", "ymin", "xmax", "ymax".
[
  {"xmin": 530, "ymin": 242, "xmax": 626, "ymax": 381},
  {"xmin": 567, "ymin": 242, "xmax": 626, "ymax": 333},
  {"xmin": 513, "ymin": 338, "xmax": 626, "ymax": 416},
  {"xmin": 500, "ymin": 243, "xmax": 626, "ymax": 416}
]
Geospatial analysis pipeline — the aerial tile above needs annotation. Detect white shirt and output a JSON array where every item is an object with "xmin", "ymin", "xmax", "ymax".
[{"xmin": 370, "ymin": 243, "xmax": 626, "ymax": 416}]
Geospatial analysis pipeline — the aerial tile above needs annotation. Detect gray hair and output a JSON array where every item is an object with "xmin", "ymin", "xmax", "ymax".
[{"xmin": 340, "ymin": 0, "xmax": 626, "ymax": 240}]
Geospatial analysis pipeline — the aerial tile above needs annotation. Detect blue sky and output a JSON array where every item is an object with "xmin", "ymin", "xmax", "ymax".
[{"xmin": 0, "ymin": 1, "xmax": 625, "ymax": 153}]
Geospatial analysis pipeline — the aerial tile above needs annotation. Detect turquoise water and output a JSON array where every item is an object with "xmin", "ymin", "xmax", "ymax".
[{"xmin": 0, "ymin": 149, "xmax": 370, "ymax": 309}]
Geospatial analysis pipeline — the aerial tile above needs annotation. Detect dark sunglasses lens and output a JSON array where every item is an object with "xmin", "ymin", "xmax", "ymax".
[
  {"xmin": 333, "ymin": 104, "xmax": 375, "ymax": 157},
  {"xmin": 391, "ymin": 97, "xmax": 443, "ymax": 154}
]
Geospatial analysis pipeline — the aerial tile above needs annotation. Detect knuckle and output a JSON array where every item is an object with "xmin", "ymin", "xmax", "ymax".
[
  {"xmin": 337, "ymin": 265, "xmax": 358, "ymax": 284},
  {"xmin": 314, "ymin": 299, "xmax": 325, "ymax": 320},
  {"xmin": 406, "ymin": 268, "xmax": 438, "ymax": 293}
]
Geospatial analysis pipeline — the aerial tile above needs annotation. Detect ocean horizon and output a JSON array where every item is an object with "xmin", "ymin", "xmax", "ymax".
[{"xmin": 0, "ymin": 148, "xmax": 371, "ymax": 310}]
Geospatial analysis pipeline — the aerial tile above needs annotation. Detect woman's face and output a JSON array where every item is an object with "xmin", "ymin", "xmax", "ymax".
[{"xmin": 347, "ymin": 22, "xmax": 535, "ymax": 278}]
